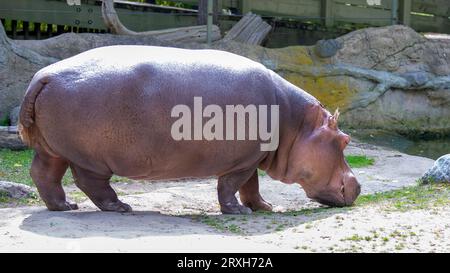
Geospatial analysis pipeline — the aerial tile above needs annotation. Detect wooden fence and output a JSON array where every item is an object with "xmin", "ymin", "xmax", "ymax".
[
  {"xmin": 0, "ymin": 0, "xmax": 449, "ymax": 40},
  {"xmin": 205, "ymin": 0, "xmax": 450, "ymax": 33},
  {"xmin": 0, "ymin": 0, "xmax": 199, "ymax": 39}
]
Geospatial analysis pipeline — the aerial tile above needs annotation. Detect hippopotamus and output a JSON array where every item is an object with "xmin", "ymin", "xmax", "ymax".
[{"xmin": 19, "ymin": 45, "xmax": 360, "ymax": 214}]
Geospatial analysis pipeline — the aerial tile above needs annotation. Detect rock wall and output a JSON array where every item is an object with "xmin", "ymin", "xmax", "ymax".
[
  {"xmin": 217, "ymin": 25, "xmax": 450, "ymax": 137},
  {"xmin": 0, "ymin": 24, "xmax": 449, "ymax": 137}
]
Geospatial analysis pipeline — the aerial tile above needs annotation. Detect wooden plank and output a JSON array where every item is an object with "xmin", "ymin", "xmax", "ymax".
[
  {"xmin": 244, "ymin": 0, "xmax": 321, "ymax": 18},
  {"xmin": 411, "ymin": 0, "xmax": 450, "ymax": 17},
  {"xmin": 322, "ymin": 0, "xmax": 334, "ymax": 27},
  {"xmin": 102, "ymin": 0, "xmax": 199, "ymax": 13},
  {"xmin": 333, "ymin": 0, "xmax": 392, "ymax": 9},
  {"xmin": 333, "ymin": 3, "xmax": 392, "ymax": 25},
  {"xmin": 399, "ymin": 0, "xmax": 412, "ymax": 26},
  {"xmin": 411, "ymin": 13, "xmax": 450, "ymax": 33},
  {"xmin": 177, "ymin": 0, "xmax": 240, "ymax": 9},
  {"xmin": 0, "ymin": 0, "xmax": 198, "ymax": 32}
]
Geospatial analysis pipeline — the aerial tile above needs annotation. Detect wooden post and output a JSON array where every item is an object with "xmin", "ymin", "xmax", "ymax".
[
  {"xmin": 46, "ymin": 24, "xmax": 53, "ymax": 38},
  {"xmin": 240, "ymin": 0, "xmax": 251, "ymax": 14},
  {"xmin": 399, "ymin": 0, "xmax": 411, "ymax": 26},
  {"xmin": 321, "ymin": 0, "xmax": 334, "ymax": 28},
  {"xmin": 207, "ymin": 0, "xmax": 213, "ymax": 45},
  {"xmin": 34, "ymin": 22, "xmax": 41, "ymax": 40},
  {"xmin": 23, "ymin": 21, "xmax": 29, "ymax": 39},
  {"xmin": 217, "ymin": 0, "xmax": 223, "ymax": 12},
  {"xmin": 57, "ymin": 25, "xmax": 64, "ymax": 35},
  {"xmin": 391, "ymin": 0, "xmax": 398, "ymax": 25},
  {"xmin": 11, "ymin": 20, "xmax": 17, "ymax": 39},
  {"xmin": 198, "ymin": 0, "xmax": 218, "ymax": 25}
]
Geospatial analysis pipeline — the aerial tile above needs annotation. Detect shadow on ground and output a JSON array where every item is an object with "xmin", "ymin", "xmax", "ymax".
[{"xmin": 18, "ymin": 204, "xmax": 349, "ymax": 239}]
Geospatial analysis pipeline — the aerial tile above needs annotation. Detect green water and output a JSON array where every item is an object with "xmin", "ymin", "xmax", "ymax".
[{"xmin": 347, "ymin": 129, "xmax": 450, "ymax": 160}]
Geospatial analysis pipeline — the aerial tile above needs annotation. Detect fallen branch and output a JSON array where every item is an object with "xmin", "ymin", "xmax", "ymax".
[
  {"xmin": 101, "ymin": 0, "xmax": 221, "ymax": 43},
  {"xmin": 222, "ymin": 13, "xmax": 272, "ymax": 45}
]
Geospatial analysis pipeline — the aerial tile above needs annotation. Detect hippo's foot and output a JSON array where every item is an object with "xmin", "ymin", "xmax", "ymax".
[
  {"xmin": 47, "ymin": 201, "xmax": 79, "ymax": 211},
  {"xmin": 238, "ymin": 170, "xmax": 272, "ymax": 212},
  {"xmin": 98, "ymin": 200, "xmax": 133, "ymax": 213},
  {"xmin": 241, "ymin": 198, "xmax": 273, "ymax": 212},
  {"xmin": 30, "ymin": 150, "xmax": 78, "ymax": 212},
  {"xmin": 70, "ymin": 164, "xmax": 132, "ymax": 213},
  {"xmin": 220, "ymin": 202, "xmax": 252, "ymax": 215}
]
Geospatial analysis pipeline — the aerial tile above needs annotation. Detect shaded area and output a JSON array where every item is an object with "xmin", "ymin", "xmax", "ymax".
[{"xmin": 349, "ymin": 129, "xmax": 450, "ymax": 159}]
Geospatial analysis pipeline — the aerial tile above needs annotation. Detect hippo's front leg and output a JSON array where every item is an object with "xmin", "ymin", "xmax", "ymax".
[{"xmin": 217, "ymin": 169, "xmax": 254, "ymax": 214}]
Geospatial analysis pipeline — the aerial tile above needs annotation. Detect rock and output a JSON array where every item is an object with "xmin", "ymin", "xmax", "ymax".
[
  {"xmin": 0, "ymin": 22, "xmax": 55, "ymax": 122},
  {"xmin": 333, "ymin": 25, "xmax": 450, "ymax": 76},
  {"xmin": 9, "ymin": 106, "xmax": 20, "ymax": 126},
  {"xmin": 0, "ymin": 181, "xmax": 34, "ymax": 199},
  {"xmin": 421, "ymin": 154, "xmax": 450, "ymax": 183},
  {"xmin": 0, "ymin": 126, "xmax": 26, "ymax": 150},
  {"xmin": 398, "ymin": 72, "xmax": 433, "ymax": 87},
  {"xmin": 314, "ymin": 39, "xmax": 342, "ymax": 58}
]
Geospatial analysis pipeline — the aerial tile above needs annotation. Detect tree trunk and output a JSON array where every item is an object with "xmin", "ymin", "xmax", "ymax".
[
  {"xmin": 222, "ymin": 13, "xmax": 272, "ymax": 45},
  {"xmin": 197, "ymin": 0, "xmax": 219, "ymax": 25}
]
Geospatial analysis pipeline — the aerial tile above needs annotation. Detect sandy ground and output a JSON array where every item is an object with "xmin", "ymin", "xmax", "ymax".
[{"xmin": 0, "ymin": 141, "xmax": 440, "ymax": 252}]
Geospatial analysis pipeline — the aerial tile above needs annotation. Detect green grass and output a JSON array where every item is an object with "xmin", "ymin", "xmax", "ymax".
[
  {"xmin": 196, "ymin": 214, "xmax": 244, "ymax": 234},
  {"xmin": 0, "ymin": 115, "xmax": 9, "ymax": 126},
  {"xmin": 345, "ymin": 155, "xmax": 374, "ymax": 168},
  {"xmin": 0, "ymin": 190, "xmax": 40, "ymax": 205},
  {"xmin": 0, "ymin": 149, "xmax": 37, "ymax": 186},
  {"xmin": 355, "ymin": 183, "xmax": 450, "ymax": 211},
  {"xmin": 0, "ymin": 149, "xmax": 130, "ymax": 187}
]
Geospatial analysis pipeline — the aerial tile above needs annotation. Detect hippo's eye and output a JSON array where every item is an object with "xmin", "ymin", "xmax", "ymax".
[{"xmin": 340, "ymin": 183, "xmax": 345, "ymax": 195}]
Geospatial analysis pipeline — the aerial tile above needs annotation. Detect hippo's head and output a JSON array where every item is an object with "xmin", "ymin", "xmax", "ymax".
[{"xmin": 282, "ymin": 107, "xmax": 361, "ymax": 207}]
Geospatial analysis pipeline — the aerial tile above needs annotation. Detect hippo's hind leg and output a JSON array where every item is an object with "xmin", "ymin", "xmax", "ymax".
[
  {"xmin": 239, "ymin": 170, "xmax": 272, "ymax": 212},
  {"xmin": 31, "ymin": 149, "xmax": 78, "ymax": 211},
  {"xmin": 217, "ymin": 169, "xmax": 255, "ymax": 215},
  {"xmin": 70, "ymin": 165, "xmax": 132, "ymax": 212}
]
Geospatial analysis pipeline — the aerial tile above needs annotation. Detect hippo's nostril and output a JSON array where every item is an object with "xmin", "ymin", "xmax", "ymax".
[
  {"xmin": 343, "ymin": 178, "xmax": 361, "ymax": 206},
  {"xmin": 356, "ymin": 182, "xmax": 361, "ymax": 195}
]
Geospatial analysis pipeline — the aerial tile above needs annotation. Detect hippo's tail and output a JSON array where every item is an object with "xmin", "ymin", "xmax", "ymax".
[{"xmin": 18, "ymin": 74, "xmax": 53, "ymax": 154}]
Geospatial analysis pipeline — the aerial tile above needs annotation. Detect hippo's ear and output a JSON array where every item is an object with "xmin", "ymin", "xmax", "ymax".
[{"xmin": 328, "ymin": 108, "xmax": 340, "ymax": 130}]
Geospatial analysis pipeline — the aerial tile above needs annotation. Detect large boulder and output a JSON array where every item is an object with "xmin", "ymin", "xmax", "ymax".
[
  {"xmin": 0, "ymin": 126, "xmax": 26, "ymax": 150},
  {"xmin": 331, "ymin": 26, "xmax": 450, "ymax": 137},
  {"xmin": 0, "ymin": 181, "xmax": 35, "ymax": 199},
  {"xmin": 421, "ymin": 154, "xmax": 450, "ymax": 183},
  {"xmin": 9, "ymin": 106, "xmax": 20, "ymax": 126},
  {"xmin": 214, "ymin": 26, "xmax": 450, "ymax": 137}
]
